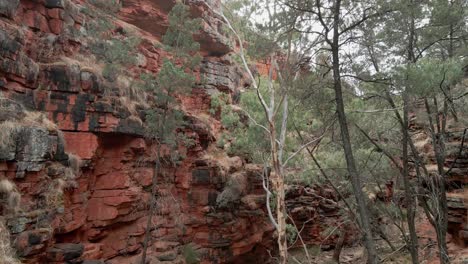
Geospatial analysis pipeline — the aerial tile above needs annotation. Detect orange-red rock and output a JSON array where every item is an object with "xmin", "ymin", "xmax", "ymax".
[{"xmin": 63, "ymin": 132, "xmax": 98, "ymax": 159}]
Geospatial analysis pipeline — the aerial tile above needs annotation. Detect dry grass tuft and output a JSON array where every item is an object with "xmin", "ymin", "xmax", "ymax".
[
  {"xmin": 42, "ymin": 160, "xmax": 79, "ymax": 209},
  {"xmin": 22, "ymin": 111, "xmax": 58, "ymax": 131},
  {"xmin": 114, "ymin": 76, "xmax": 150, "ymax": 107},
  {"xmin": 0, "ymin": 179, "xmax": 15, "ymax": 194},
  {"xmin": 117, "ymin": 97, "xmax": 139, "ymax": 117},
  {"xmin": 61, "ymin": 55, "xmax": 104, "ymax": 76},
  {"xmin": 0, "ymin": 110, "xmax": 58, "ymax": 152},
  {"xmin": 0, "ymin": 179, "xmax": 21, "ymax": 214},
  {"xmin": 127, "ymin": 115, "xmax": 143, "ymax": 126},
  {"xmin": 43, "ymin": 178, "xmax": 66, "ymax": 208},
  {"xmin": 43, "ymin": 175, "xmax": 77, "ymax": 208},
  {"xmin": 67, "ymin": 153, "xmax": 82, "ymax": 177},
  {"xmin": 0, "ymin": 121, "xmax": 20, "ymax": 152},
  {"xmin": 0, "ymin": 218, "xmax": 21, "ymax": 264}
]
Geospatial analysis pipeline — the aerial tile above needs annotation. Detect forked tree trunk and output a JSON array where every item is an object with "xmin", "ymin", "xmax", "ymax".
[
  {"xmin": 402, "ymin": 93, "xmax": 419, "ymax": 264},
  {"xmin": 331, "ymin": 1, "xmax": 378, "ymax": 263}
]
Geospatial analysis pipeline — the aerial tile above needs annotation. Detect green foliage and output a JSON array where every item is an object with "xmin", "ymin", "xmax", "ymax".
[
  {"xmin": 210, "ymin": 92, "xmax": 241, "ymax": 128},
  {"xmin": 85, "ymin": 16, "xmax": 115, "ymax": 35},
  {"xmin": 102, "ymin": 63, "xmax": 120, "ymax": 81},
  {"xmin": 216, "ymin": 133, "xmax": 227, "ymax": 148},
  {"xmin": 224, "ymin": 87, "xmax": 269, "ymax": 161},
  {"xmin": 269, "ymin": 191, "xmax": 277, "ymax": 212},
  {"xmin": 143, "ymin": 2, "xmax": 201, "ymax": 157},
  {"xmin": 308, "ymin": 245, "xmax": 322, "ymax": 256},
  {"xmin": 83, "ymin": 2, "xmax": 142, "ymax": 85},
  {"xmin": 141, "ymin": 61, "xmax": 193, "ymax": 148},
  {"xmin": 90, "ymin": 36, "xmax": 141, "ymax": 66},
  {"xmin": 223, "ymin": 0, "xmax": 281, "ymax": 60},
  {"xmin": 209, "ymin": 92, "xmax": 227, "ymax": 115},
  {"xmin": 224, "ymin": 1, "xmax": 466, "ymax": 260},
  {"xmin": 181, "ymin": 244, "xmax": 200, "ymax": 264},
  {"xmin": 105, "ymin": 37, "xmax": 141, "ymax": 64},
  {"xmin": 163, "ymin": 3, "xmax": 201, "ymax": 53},
  {"xmin": 221, "ymin": 109, "xmax": 240, "ymax": 129},
  {"xmin": 88, "ymin": 0, "xmax": 121, "ymax": 14},
  {"xmin": 286, "ymin": 224, "xmax": 298, "ymax": 245},
  {"xmin": 404, "ymin": 58, "xmax": 464, "ymax": 97},
  {"xmin": 160, "ymin": 59, "xmax": 195, "ymax": 92},
  {"xmin": 375, "ymin": 201, "xmax": 406, "ymax": 222}
]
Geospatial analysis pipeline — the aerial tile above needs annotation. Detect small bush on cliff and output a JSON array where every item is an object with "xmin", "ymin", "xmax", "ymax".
[
  {"xmin": 0, "ymin": 111, "xmax": 58, "ymax": 156},
  {"xmin": 140, "ymin": 2, "xmax": 202, "ymax": 263},
  {"xmin": 286, "ymin": 223, "xmax": 298, "ymax": 245},
  {"xmin": 91, "ymin": 36, "xmax": 141, "ymax": 79},
  {"xmin": 219, "ymin": 77, "xmax": 271, "ymax": 162},
  {"xmin": 23, "ymin": 111, "xmax": 58, "ymax": 131},
  {"xmin": 142, "ymin": 1, "xmax": 201, "ymax": 148},
  {"xmin": 0, "ymin": 179, "xmax": 21, "ymax": 214},
  {"xmin": 88, "ymin": 0, "xmax": 121, "ymax": 14},
  {"xmin": 209, "ymin": 92, "xmax": 241, "ymax": 128},
  {"xmin": 84, "ymin": 4, "xmax": 142, "ymax": 83},
  {"xmin": 67, "ymin": 154, "xmax": 82, "ymax": 177},
  {"xmin": 181, "ymin": 244, "xmax": 200, "ymax": 264},
  {"xmin": 0, "ymin": 121, "xmax": 19, "ymax": 154}
]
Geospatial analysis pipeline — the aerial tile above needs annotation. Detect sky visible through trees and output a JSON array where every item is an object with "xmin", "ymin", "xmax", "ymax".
[{"xmin": 219, "ymin": 0, "xmax": 467, "ymax": 263}]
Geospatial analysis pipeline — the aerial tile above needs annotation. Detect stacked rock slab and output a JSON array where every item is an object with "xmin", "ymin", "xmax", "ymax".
[{"xmin": 410, "ymin": 108, "xmax": 468, "ymax": 247}]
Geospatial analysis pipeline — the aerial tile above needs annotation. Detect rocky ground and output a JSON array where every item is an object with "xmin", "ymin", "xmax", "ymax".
[{"xmin": 288, "ymin": 210, "xmax": 468, "ymax": 264}]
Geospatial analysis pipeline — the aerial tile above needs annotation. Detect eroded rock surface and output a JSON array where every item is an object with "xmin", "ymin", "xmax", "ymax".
[{"xmin": 410, "ymin": 109, "xmax": 468, "ymax": 247}]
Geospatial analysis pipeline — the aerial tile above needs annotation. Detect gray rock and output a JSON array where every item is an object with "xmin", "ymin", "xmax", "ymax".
[
  {"xmin": 45, "ymin": 0, "xmax": 64, "ymax": 9},
  {"xmin": 17, "ymin": 128, "xmax": 52, "ymax": 162},
  {"xmin": 0, "ymin": 29, "xmax": 21, "ymax": 59},
  {"xmin": 447, "ymin": 197, "xmax": 465, "ymax": 209},
  {"xmin": 157, "ymin": 251, "xmax": 178, "ymax": 261},
  {"xmin": 115, "ymin": 117, "xmax": 145, "ymax": 136},
  {"xmin": 16, "ymin": 161, "xmax": 45, "ymax": 178},
  {"xmin": 0, "ymin": 97, "xmax": 25, "ymax": 122},
  {"xmin": 0, "ymin": 53, "xmax": 39, "ymax": 83},
  {"xmin": 200, "ymin": 59, "xmax": 246, "ymax": 94},
  {"xmin": 0, "ymin": 0, "xmax": 19, "ymax": 19},
  {"xmin": 7, "ymin": 216, "xmax": 31, "ymax": 234},
  {"xmin": 216, "ymin": 187, "xmax": 241, "ymax": 209},
  {"xmin": 201, "ymin": 61, "xmax": 235, "ymax": 92},
  {"xmin": 11, "ymin": 127, "xmax": 58, "ymax": 177},
  {"xmin": 0, "ymin": 135, "xmax": 17, "ymax": 161},
  {"xmin": 44, "ymin": 64, "xmax": 81, "ymax": 93},
  {"xmin": 47, "ymin": 243, "xmax": 84, "ymax": 261},
  {"xmin": 192, "ymin": 168, "xmax": 211, "ymax": 185}
]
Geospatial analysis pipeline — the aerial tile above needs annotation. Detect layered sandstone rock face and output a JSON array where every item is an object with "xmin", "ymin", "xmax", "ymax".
[
  {"xmin": 410, "ymin": 107, "xmax": 468, "ymax": 247},
  {"xmin": 0, "ymin": 1, "xmax": 352, "ymax": 263},
  {"xmin": 285, "ymin": 185, "xmax": 356, "ymax": 249}
]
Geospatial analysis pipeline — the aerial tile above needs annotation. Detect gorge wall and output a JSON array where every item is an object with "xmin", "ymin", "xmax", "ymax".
[
  {"xmin": 0, "ymin": 1, "xmax": 352, "ymax": 263},
  {"xmin": 410, "ymin": 104, "xmax": 468, "ymax": 248}
]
